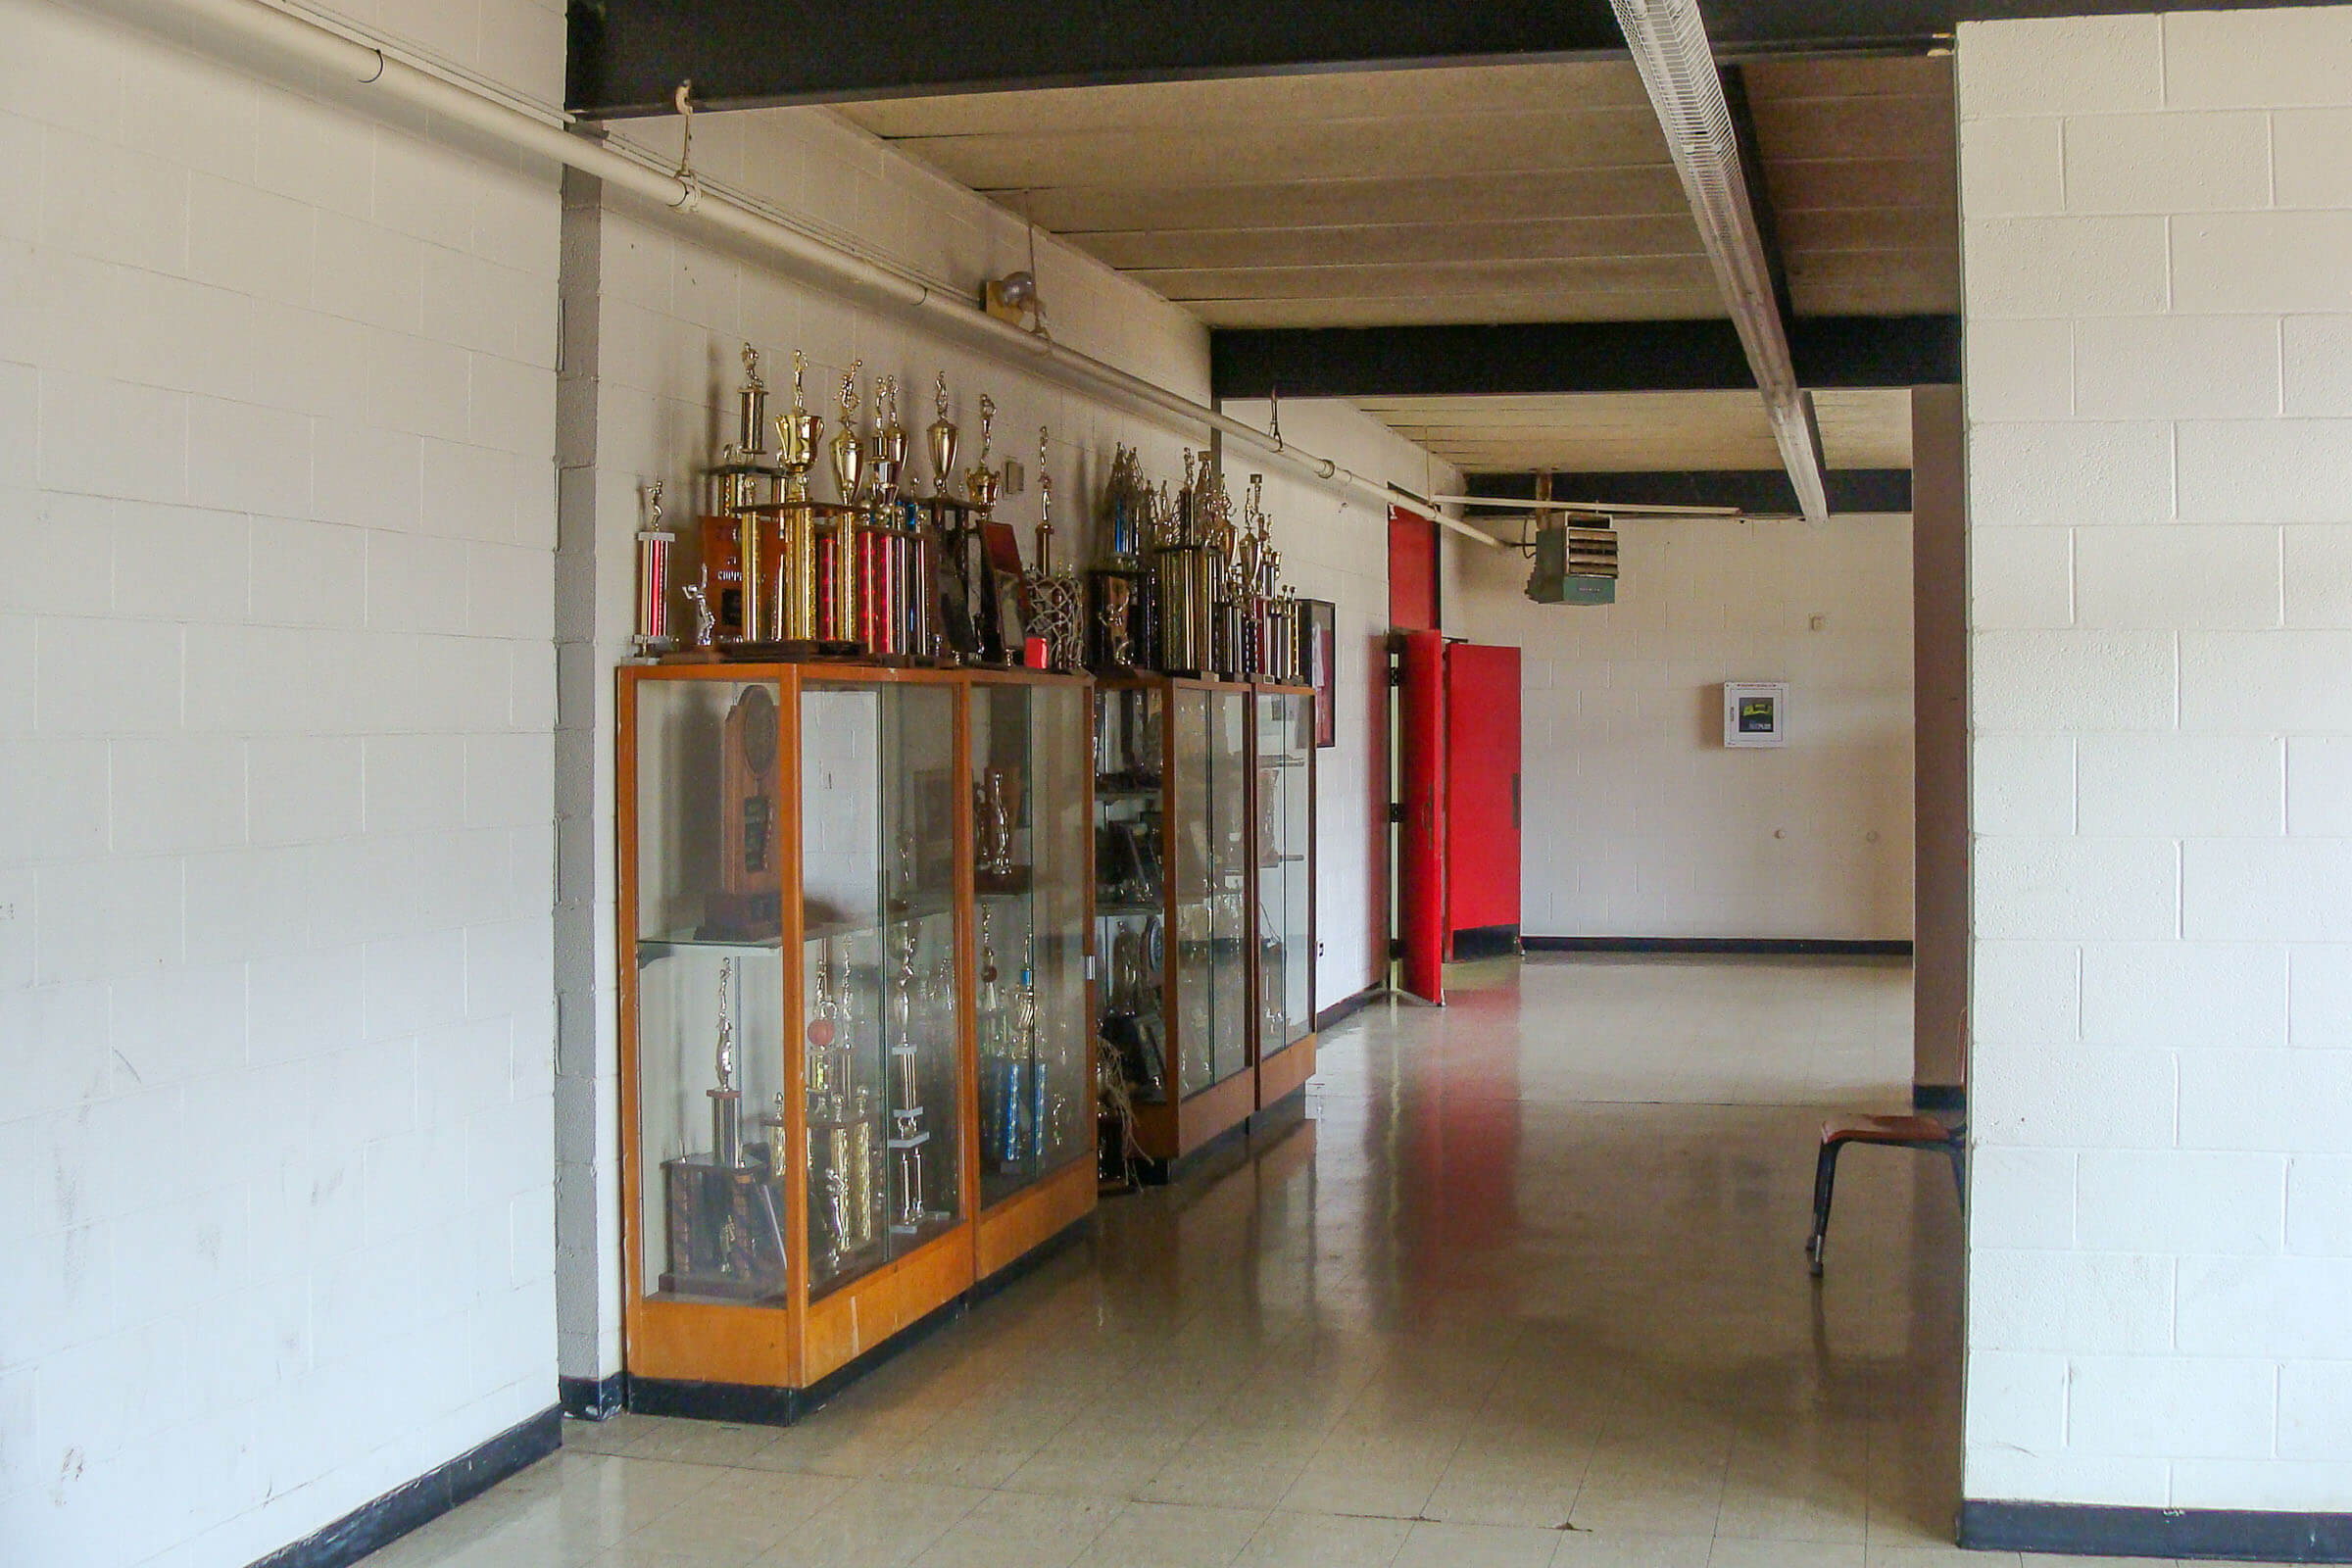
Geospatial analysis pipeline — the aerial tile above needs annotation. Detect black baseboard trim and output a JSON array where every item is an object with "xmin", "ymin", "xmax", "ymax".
[
  {"xmin": 248, "ymin": 1406, "xmax": 560, "ymax": 1568},
  {"xmin": 560, "ymin": 1371, "xmax": 625, "ymax": 1421},
  {"xmin": 1315, "ymin": 985, "xmax": 1383, "ymax": 1032},
  {"xmin": 626, "ymin": 1375, "xmax": 806, "ymax": 1426},
  {"xmin": 969, "ymin": 1208, "xmax": 1096, "ymax": 1307},
  {"xmin": 1912, "ymin": 1083, "xmax": 1967, "ymax": 1112},
  {"xmin": 1524, "ymin": 936, "xmax": 1913, "ymax": 957},
  {"xmin": 1961, "ymin": 1498, "xmax": 2352, "ymax": 1561}
]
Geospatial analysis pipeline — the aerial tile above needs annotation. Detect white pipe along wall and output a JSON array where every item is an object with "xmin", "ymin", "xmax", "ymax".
[{"xmin": 92, "ymin": 0, "xmax": 1489, "ymax": 548}]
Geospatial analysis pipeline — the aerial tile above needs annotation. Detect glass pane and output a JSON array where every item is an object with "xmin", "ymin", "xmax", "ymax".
[
  {"xmin": 1205, "ymin": 689, "xmax": 1250, "ymax": 1085},
  {"xmin": 1256, "ymin": 693, "xmax": 1314, "ymax": 1056},
  {"xmin": 973, "ymin": 682, "xmax": 1093, "ymax": 1205},
  {"xmin": 972, "ymin": 682, "xmax": 1036, "ymax": 1202},
  {"xmin": 1171, "ymin": 688, "xmax": 1215, "ymax": 1096},
  {"xmin": 801, "ymin": 680, "xmax": 965, "ymax": 1296},
  {"xmin": 882, "ymin": 682, "xmax": 963, "ymax": 1255},
  {"xmin": 1095, "ymin": 685, "xmax": 1168, "ymax": 1107},
  {"xmin": 1030, "ymin": 685, "xmax": 1093, "ymax": 1176},
  {"xmin": 801, "ymin": 685, "xmax": 888, "ymax": 1295},
  {"xmin": 633, "ymin": 678, "xmax": 790, "ymax": 1306}
]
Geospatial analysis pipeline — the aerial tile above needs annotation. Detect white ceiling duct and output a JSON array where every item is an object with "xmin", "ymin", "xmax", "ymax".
[{"xmin": 1609, "ymin": 0, "xmax": 1831, "ymax": 524}]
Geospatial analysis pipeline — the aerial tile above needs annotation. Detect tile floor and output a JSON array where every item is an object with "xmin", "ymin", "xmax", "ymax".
[{"xmin": 357, "ymin": 955, "xmax": 2252, "ymax": 1568}]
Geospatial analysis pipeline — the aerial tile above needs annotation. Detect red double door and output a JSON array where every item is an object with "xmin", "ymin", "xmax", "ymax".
[{"xmin": 1389, "ymin": 509, "xmax": 1521, "ymax": 1005}]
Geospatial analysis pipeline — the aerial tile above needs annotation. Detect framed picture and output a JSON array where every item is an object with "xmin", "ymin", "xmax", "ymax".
[
  {"xmin": 1303, "ymin": 598, "xmax": 1337, "ymax": 748},
  {"xmin": 1723, "ymin": 681, "xmax": 1788, "ymax": 747}
]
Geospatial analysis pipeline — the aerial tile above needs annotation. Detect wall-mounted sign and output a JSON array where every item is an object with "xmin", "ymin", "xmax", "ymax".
[{"xmin": 1723, "ymin": 681, "xmax": 1788, "ymax": 748}]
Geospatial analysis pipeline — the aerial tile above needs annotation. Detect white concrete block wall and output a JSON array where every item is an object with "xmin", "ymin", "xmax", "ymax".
[
  {"xmin": 0, "ymin": 1, "xmax": 564, "ymax": 1564},
  {"xmin": 553, "ymin": 109, "xmax": 1451, "ymax": 1384},
  {"xmin": 1959, "ymin": 4, "xmax": 2352, "ymax": 1514},
  {"xmin": 1450, "ymin": 514, "xmax": 1915, "ymax": 941},
  {"xmin": 1216, "ymin": 398, "xmax": 1460, "ymax": 999}
]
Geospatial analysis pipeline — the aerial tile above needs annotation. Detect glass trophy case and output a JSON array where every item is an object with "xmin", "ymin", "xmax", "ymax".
[
  {"xmin": 1095, "ymin": 676, "xmax": 1253, "ymax": 1167},
  {"xmin": 619, "ymin": 662, "xmax": 1093, "ymax": 1419},
  {"xmin": 965, "ymin": 670, "xmax": 1098, "ymax": 1276},
  {"xmin": 1251, "ymin": 685, "xmax": 1317, "ymax": 1108}
]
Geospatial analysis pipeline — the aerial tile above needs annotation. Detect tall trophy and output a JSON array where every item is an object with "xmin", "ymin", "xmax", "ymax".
[{"xmin": 1020, "ymin": 425, "xmax": 1085, "ymax": 671}]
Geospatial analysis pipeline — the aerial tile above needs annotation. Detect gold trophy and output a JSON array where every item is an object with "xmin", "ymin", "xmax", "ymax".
[
  {"xmin": 768, "ymin": 351, "xmax": 823, "ymax": 647},
  {"xmin": 928, "ymin": 370, "xmax": 959, "ymax": 499},
  {"xmin": 819, "ymin": 362, "xmax": 865, "ymax": 653}
]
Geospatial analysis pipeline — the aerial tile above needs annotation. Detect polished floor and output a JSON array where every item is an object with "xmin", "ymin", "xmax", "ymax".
[{"xmin": 360, "ymin": 955, "xmax": 2111, "ymax": 1568}]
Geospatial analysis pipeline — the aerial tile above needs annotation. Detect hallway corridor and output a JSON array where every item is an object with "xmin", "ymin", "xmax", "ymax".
[{"xmin": 368, "ymin": 956, "xmax": 1982, "ymax": 1568}]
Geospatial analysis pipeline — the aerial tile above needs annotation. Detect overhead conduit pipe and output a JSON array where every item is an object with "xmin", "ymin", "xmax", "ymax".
[{"xmin": 94, "ymin": 0, "xmax": 1498, "ymax": 547}]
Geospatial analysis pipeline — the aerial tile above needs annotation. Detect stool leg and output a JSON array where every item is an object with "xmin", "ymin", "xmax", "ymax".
[
  {"xmin": 1946, "ymin": 1138, "xmax": 1966, "ymax": 1203},
  {"xmin": 1808, "ymin": 1140, "xmax": 1842, "ymax": 1277}
]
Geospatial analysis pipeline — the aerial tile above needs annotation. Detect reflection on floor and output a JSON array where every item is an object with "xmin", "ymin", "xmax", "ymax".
[{"xmin": 355, "ymin": 955, "xmax": 2085, "ymax": 1567}]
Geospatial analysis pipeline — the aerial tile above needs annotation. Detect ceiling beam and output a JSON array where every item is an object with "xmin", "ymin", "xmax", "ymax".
[
  {"xmin": 565, "ymin": 0, "xmax": 2338, "ymax": 117},
  {"xmin": 1469, "ymin": 468, "xmax": 1914, "ymax": 514},
  {"xmin": 1716, "ymin": 64, "xmax": 1794, "ymax": 334},
  {"xmin": 1209, "ymin": 317, "xmax": 1957, "ymax": 402}
]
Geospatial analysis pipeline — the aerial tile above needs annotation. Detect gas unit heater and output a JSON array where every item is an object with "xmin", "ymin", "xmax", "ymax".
[{"xmin": 1526, "ymin": 519, "xmax": 1618, "ymax": 606}]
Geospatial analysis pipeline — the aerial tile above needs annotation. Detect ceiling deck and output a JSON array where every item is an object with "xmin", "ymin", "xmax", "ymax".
[
  {"xmin": 832, "ymin": 55, "xmax": 1954, "ymax": 331},
  {"xmin": 1350, "ymin": 388, "xmax": 1916, "ymax": 475}
]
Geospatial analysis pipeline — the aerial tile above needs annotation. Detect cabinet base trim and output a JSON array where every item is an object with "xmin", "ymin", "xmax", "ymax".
[
  {"xmin": 1960, "ymin": 1499, "xmax": 2352, "ymax": 1562},
  {"xmin": 247, "ymin": 1407, "xmax": 559, "ymax": 1568}
]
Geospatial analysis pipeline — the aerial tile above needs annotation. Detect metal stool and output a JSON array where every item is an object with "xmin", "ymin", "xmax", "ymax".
[{"xmin": 1807, "ymin": 1114, "xmax": 1964, "ymax": 1276}]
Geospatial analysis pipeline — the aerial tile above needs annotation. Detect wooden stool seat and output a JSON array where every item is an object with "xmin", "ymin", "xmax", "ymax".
[
  {"xmin": 1822, "ymin": 1113, "xmax": 1953, "ymax": 1147},
  {"xmin": 1807, "ymin": 1112, "xmax": 1964, "ymax": 1276}
]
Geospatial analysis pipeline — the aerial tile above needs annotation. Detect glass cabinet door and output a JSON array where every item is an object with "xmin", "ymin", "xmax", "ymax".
[
  {"xmin": 1205, "ymin": 688, "xmax": 1251, "ymax": 1083},
  {"xmin": 1171, "ymin": 686, "xmax": 1251, "ymax": 1097},
  {"xmin": 801, "ymin": 680, "xmax": 964, "ymax": 1297},
  {"xmin": 1095, "ymin": 686, "xmax": 1167, "ymax": 1104},
  {"xmin": 1255, "ymin": 693, "xmax": 1314, "ymax": 1056},
  {"xmin": 633, "ymin": 678, "xmax": 791, "ymax": 1306},
  {"xmin": 971, "ymin": 681, "xmax": 1093, "ymax": 1204}
]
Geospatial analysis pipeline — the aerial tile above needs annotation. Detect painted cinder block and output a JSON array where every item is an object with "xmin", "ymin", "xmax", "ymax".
[
  {"xmin": 2073, "ymin": 316, "xmax": 2281, "ymax": 419},
  {"xmin": 1957, "ymin": 13, "xmax": 2166, "ymax": 118},
  {"xmin": 2163, "ymin": 6, "xmax": 2352, "ymax": 110},
  {"xmin": 1960, "ymin": 116, "xmax": 2068, "ymax": 216},
  {"xmin": 1968, "ymin": 420, "xmax": 2172, "ymax": 528},
  {"xmin": 2178, "ymin": 1254, "xmax": 2352, "ymax": 1357},
  {"xmin": 1970, "ymin": 1146, "xmax": 2080, "ymax": 1250},
  {"xmin": 2066, "ymin": 1354, "xmax": 2278, "ymax": 1458},
  {"xmin": 2081, "ymin": 940, "xmax": 2286, "ymax": 1048},
  {"xmin": 1973, "ymin": 630, "xmax": 2176, "ymax": 732},
  {"xmin": 2076, "ymin": 1150, "xmax": 2287, "ymax": 1253},
  {"xmin": 2073, "ymin": 523, "xmax": 2281, "ymax": 632},
  {"xmin": 2173, "ymin": 213, "xmax": 2352, "ymax": 316},
  {"xmin": 2074, "ymin": 732, "xmax": 2284, "ymax": 837},
  {"xmin": 2063, "ymin": 111, "xmax": 2271, "ymax": 214},
  {"xmin": 1969, "ymin": 1247, "xmax": 2178, "ymax": 1351},
  {"xmin": 1970, "ymin": 527, "xmax": 2074, "ymax": 629},
  {"xmin": 1964, "ymin": 216, "xmax": 2171, "ymax": 318},
  {"xmin": 2180, "ymin": 1049, "xmax": 2352, "ymax": 1153}
]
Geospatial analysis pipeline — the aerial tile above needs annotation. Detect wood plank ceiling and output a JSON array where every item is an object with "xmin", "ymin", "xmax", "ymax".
[
  {"xmin": 816, "ymin": 55, "xmax": 1950, "ymax": 480},
  {"xmin": 1349, "ymin": 388, "xmax": 1917, "ymax": 473},
  {"xmin": 832, "ymin": 56, "xmax": 1954, "ymax": 331}
]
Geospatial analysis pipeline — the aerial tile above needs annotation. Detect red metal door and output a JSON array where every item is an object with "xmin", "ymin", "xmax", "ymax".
[
  {"xmin": 1445, "ymin": 643, "xmax": 1522, "ymax": 946},
  {"xmin": 1397, "ymin": 629, "xmax": 1447, "ymax": 1004},
  {"xmin": 1389, "ymin": 507, "xmax": 1439, "ymax": 633}
]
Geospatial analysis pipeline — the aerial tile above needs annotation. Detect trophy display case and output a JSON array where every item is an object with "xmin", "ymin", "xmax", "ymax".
[
  {"xmin": 1250, "ymin": 685, "xmax": 1318, "ymax": 1108},
  {"xmin": 966, "ymin": 671, "xmax": 1098, "ymax": 1276},
  {"xmin": 1095, "ymin": 675, "xmax": 1254, "ymax": 1166},
  {"xmin": 620, "ymin": 662, "xmax": 1094, "ymax": 1418}
]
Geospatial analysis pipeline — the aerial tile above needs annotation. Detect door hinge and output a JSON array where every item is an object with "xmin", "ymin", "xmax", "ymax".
[
  {"xmin": 1388, "ymin": 939, "xmax": 1405, "ymax": 960},
  {"xmin": 1387, "ymin": 665, "xmax": 1404, "ymax": 688},
  {"xmin": 1387, "ymin": 802, "xmax": 1405, "ymax": 824}
]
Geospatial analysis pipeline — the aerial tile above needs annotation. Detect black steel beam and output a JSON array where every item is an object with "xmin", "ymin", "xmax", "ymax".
[
  {"xmin": 1718, "ymin": 64, "xmax": 1796, "ymax": 336},
  {"xmin": 566, "ymin": 0, "xmax": 2339, "ymax": 118},
  {"xmin": 1208, "ymin": 317, "xmax": 1958, "ymax": 401},
  {"xmin": 1467, "ymin": 469, "xmax": 1915, "ymax": 514}
]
